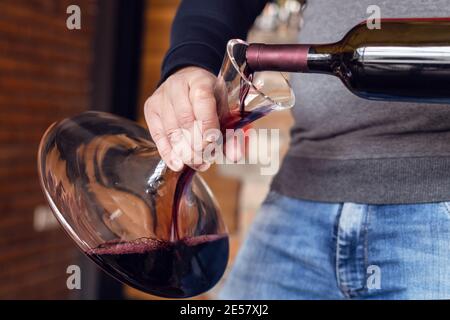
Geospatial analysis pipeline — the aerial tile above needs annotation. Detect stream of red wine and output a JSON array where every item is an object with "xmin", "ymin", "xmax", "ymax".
[{"xmin": 170, "ymin": 66, "xmax": 257, "ymax": 242}]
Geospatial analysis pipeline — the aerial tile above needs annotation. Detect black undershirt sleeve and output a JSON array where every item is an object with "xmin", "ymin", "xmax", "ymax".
[{"xmin": 160, "ymin": 0, "xmax": 269, "ymax": 83}]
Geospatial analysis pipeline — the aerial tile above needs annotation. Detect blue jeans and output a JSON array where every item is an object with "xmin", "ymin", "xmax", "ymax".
[{"xmin": 220, "ymin": 191, "xmax": 450, "ymax": 299}]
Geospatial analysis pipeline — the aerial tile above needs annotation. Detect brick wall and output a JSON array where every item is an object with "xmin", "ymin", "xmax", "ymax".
[{"xmin": 0, "ymin": 0, "xmax": 98, "ymax": 299}]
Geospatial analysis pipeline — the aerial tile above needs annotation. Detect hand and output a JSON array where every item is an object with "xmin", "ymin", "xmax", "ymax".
[{"xmin": 144, "ymin": 67, "xmax": 220, "ymax": 172}]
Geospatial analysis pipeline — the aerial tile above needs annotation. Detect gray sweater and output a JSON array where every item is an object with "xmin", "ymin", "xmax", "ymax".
[{"xmin": 271, "ymin": 0, "xmax": 450, "ymax": 204}]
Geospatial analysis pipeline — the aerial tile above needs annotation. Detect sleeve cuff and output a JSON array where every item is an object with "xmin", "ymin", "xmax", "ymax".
[{"xmin": 160, "ymin": 42, "xmax": 225, "ymax": 85}]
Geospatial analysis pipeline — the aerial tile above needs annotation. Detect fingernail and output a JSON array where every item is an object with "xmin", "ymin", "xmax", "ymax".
[
  {"xmin": 170, "ymin": 158, "xmax": 183, "ymax": 171},
  {"xmin": 170, "ymin": 133, "xmax": 183, "ymax": 144},
  {"xmin": 204, "ymin": 148, "xmax": 216, "ymax": 163},
  {"xmin": 205, "ymin": 133, "xmax": 218, "ymax": 143},
  {"xmin": 197, "ymin": 162, "xmax": 211, "ymax": 172}
]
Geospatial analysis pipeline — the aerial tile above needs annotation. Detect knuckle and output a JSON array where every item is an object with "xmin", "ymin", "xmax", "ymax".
[
  {"xmin": 177, "ymin": 112, "xmax": 195, "ymax": 128},
  {"xmin": 166, "ymin": 128, "xmax": 183, "ymax": 142},
  {"xmin": 158, "ymin": 145, "xmax": 172, "ymax": 158},
  {"xmin": 169, "ymin": 73, "xmax": 184, "ymax": 85},
  {"xmin": 144, "ymin": 97, "xmax": 153, "ymax": 112},
  {"xmin": 149, "ymin": 129, "xmax": 164, "ymax": 142},
  {"xmin": 144, "ymin": 94, "xmax": 160, "ymax": 113},
  {"xmin": 201, "ymin": 116, "xmax": 219, "ymax": 129},
  {"xmin": 165, "ymin": 127, "xmax": 178, "ymax": 137},
  {"xmin": 192, "ymin": 84, "xmax": 214, "ymax": 102},
  {"xmin": 145, "ymin": 112, "xmax": 158, "ymax": 128}
]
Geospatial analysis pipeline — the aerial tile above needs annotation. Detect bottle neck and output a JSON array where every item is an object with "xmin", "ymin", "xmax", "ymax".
[{"xmin": 306, "ymin": 44, "xmax": 339, "ymax": 74}]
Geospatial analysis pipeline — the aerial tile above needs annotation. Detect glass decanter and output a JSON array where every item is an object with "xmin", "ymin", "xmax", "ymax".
[{"xmin": 37, "ymin": 39, "xmax": 294, "ymax": 298}]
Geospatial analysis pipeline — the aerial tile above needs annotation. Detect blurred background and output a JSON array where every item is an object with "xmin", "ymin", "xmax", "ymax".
[{"xmin": 0, "ymin": 0, "xmax": 304, "ymax": 299}]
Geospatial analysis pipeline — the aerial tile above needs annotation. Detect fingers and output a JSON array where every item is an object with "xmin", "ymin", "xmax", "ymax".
[
  {"xmin": 144, "ymin": 67, "xmax": 221, "ymax": 173},
  {"xmin": 160, "ymin": 93, "xmax": 197, "ymax": 169},
  {"xmin": 189, "ymin": 79, "xmax": 220, "ymax": 143},
  {"xmin": 167, "ymin": 72, "xmax": 219, "ymax": 170},
  {"xmin": 168, "ymin": 79, "xmax": 204, "ymax": 166},
  {"xmin": 144, "ymin": 103, "xmax": 183, "ymax": 171}
]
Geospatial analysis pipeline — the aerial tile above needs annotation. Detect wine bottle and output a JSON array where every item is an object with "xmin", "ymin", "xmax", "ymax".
[{"xmin": 246, "ymin": 18, "xmax": 450, "ymax": 103}]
